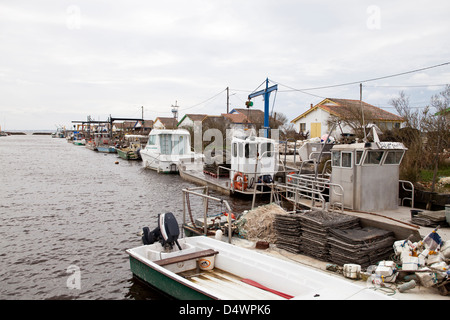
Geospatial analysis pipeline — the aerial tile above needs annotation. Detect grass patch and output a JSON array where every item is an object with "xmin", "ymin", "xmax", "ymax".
[{"xmin": 419, "ymin": 164, "xmax": 450, "ymax": 182}]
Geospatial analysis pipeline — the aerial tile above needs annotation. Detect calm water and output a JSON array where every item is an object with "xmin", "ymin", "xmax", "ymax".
[{"xmin": 0, "ymin": 135, "xmax": 259, "ymax": 300}]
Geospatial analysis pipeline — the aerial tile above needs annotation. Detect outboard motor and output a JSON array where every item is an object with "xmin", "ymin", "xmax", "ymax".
[{"xmin": 142, "ymin": 212, "xmax": 182, "ymax": 250}]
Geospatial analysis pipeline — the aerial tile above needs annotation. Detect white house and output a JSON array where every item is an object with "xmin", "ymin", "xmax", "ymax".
[
  {"xmin": 153, "ymin": 117, "xmax": 178, "ymax": 130},
  {"xmin": 177, "ymin": 114, "xmax": 208, "ymax": 129},
  {"xmin": 291, "ymin": 98, "xmax": 405, "ymax": 139}
]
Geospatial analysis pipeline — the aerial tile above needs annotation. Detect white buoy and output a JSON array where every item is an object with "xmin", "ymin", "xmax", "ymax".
[{"xmin": 215, "ymin": 229, "xmax": 223, "ymax": 241}]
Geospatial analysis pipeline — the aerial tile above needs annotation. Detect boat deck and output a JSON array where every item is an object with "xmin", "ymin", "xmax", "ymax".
[
  {"xmin": 179, "ymin": 268, "xmax": 286, "ymax": 300},
  {"xmin": 179, "ymin": 168, "xmax": 272, "ymax": 197}
]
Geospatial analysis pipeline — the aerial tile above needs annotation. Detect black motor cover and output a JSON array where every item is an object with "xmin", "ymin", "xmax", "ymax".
[
  {"xmin": 159, "ymin": 212, "xmax": 179, "ymax": 243},
  {"xmin": 142, "ymin": 212, "xmax": 181, "ymax": 250},
  {"xmin": 142, "ymin": 226, "xmax": 161, "ymax": 245}
]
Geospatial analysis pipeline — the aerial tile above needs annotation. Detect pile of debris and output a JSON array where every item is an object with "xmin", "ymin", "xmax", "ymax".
[
  {"xmin": 333, "ymin": 228, "xmax": 450, "ymax": 296},
  {"xmin": 390, "ymin": 229, "xmax": 450, "ymax": 295}
]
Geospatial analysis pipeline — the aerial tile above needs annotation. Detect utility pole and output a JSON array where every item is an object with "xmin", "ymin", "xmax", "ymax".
[
  {"xmin": 360, "ymin": 83, "xmax": 367, "ymax": 141},
  {"xmin": 141, "ymin": 106, "xmax": 144, "ymax": 119}
]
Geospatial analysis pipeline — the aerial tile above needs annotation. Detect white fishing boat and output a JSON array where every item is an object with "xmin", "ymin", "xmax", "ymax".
[
  {"xmin": 140, "ymin": 129, "xmax": 202, "ymax": 173},
  {"xmin": 179, "ymin": 134, "xmax": 279, "ymax": 196},
  {"xmin": 126, "ymin": 213, "xmax": 392, "ymax": 300}
]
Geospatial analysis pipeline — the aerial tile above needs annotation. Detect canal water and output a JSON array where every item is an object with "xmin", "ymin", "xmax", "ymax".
[{"xmin": 0, "ymin": 135, "xmax": 262, "ymax": 299}]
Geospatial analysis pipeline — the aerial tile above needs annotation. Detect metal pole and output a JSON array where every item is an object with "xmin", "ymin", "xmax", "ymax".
[
  {"xmin": 182, "ymin": 190, "xmax": 186, "ymax": 238},
  {"xmin": 360, "ymin": 83, "xmax": 367, "ymax": 142},
  {"xmin": 264, "ymin": 78, "xmax": 269, "ymax": 138},
  {"xmin": 226, "ymin": 87, "xmax": 229, "ymax": 114}
]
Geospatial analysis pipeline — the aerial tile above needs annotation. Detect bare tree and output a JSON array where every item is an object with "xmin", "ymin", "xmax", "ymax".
[
  {"xmin": 389, "ymin": 86, "xmax": 450, "ymax": 196},
  {"xmin": 422, "ymin": 85, "xmax": 450, "ymax": 194}
]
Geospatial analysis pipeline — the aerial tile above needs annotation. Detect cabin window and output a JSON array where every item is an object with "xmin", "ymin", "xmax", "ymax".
[
  {"xmin": 364, "ymin": 150, "xmax": 384, "ymax": 165},
  {"xmin": 245, "ymin": 143, "xmax": 257, "ymax": 159},
  {"xmin": 159, "ymin": 134, "xmax": 172, "ymax": 155},
  {"xmin": 384, "ymin": 150, "xmax": 404, "ymax": 165},
  {"xmin": 232, "ymin": 143, "xmax": 237, "ymax": 158},
  {"xmin": 332, "ymin": 151, "xmax": 341, "ymax": 167},
  {"xmin": 260, "ymin": 142, "xmax": 273, "ymax": 157},
  {"xmin": 147, "ymin": 135, "xmax": 157, "ymax": 145},
  {"xmin": 238, "ymin": 143, "xmax": 244, "ymax": 158},
  {"xmin": 341, "ymin": 152, "xmax": 352, "ymax": 168},
  {"xmin": 172, "ymin": 135, "xmax": 185, "ymax": 155},
  {"xmin": 355, "ymin": 150, "xmax": 364, "ymax": 165}
]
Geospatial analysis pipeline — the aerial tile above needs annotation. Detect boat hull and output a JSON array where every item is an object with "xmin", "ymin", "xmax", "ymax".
[
  {"xmin": 128, "ymin": 254, "xmax": 215, "ymax": 300},
  {"xmin": 117, "ymin": 148, "xmax": 140, "ymax": 160},
  {"xmin": 97, "ymin": 146, "xmax": 116, "ymax": 153},
  {"xmin": 126, "ymin": 236, "xmax": 393, "ymax": 300},
  {"xmin": 140, "ymin": 151, "xmax": 178, "ymax": 173}
]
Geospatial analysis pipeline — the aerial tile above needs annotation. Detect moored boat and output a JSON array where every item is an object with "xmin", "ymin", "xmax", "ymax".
[
  {"xmin": 116, "ymin": 134, "xmax": 147, "ymax": 160},
  {"xmin": 97, "ymin": 145, "xmax": 116, "ymax": 153},
  {"xmin": 178, "ymin": 134, "xmax": 279, "ymax": 196},
  {"xmin": 126, "ymin": 213, "xmax": 392, "ymax": 300},
  {"xmin": 94, "ymin": 132, "xmax": 116, "ymax": 153},
  {"xmin": 140, "ymin": 129, "xmax": 203, "ymax": 173}
]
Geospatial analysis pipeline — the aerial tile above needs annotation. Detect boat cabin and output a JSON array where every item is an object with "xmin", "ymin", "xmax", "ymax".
[
  {"xmin": 230, "ymin": 136, "xmax": 278, "ymax": 189},
  {"xmin": 330, "ymin": 141, "xmax": 407, "ymax": 211},
  {"xmin": 141, "ymin": 129, "xmax": 197, "ymax": 173},
  {"xmin": 145, "ymin": 129, "xmax": 191, "ymax": 156}
]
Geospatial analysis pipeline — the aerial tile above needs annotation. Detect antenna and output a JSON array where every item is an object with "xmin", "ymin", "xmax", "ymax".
[{"xmin": 171, "ymin": 101, "xmax": 179, "ymax": 128}]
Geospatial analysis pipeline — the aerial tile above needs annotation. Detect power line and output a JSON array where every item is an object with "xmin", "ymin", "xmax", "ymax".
[
  {"xmin": 274, "ymin": 61, "xmax": 450, "ymax": 91},
  {"xmin": 180, "ymin": 88, "xmax": 227, "ymax": 111},
  {"xmin": 363, "ymin": 84, "xmax": 448, "ymax": 88},
  {"xmin": 143, "ymin": 88, "xmax": 227, "ymax": 115}
]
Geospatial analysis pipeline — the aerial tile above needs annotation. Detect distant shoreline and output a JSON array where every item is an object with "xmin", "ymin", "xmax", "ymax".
[{"xmin": 4, "ymin": 130, "xmax": 53, "ymax": 135}]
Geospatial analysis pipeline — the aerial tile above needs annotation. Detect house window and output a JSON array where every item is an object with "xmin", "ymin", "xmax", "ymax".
[{"xmin": 299, "ymin": 123, "xmax": 306, "ymax": 132}]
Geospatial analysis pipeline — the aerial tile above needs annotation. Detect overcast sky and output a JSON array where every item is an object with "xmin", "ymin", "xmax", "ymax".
[{"xmin": 1, "ymin": 0, "xmax": 449, "ymax": 130}]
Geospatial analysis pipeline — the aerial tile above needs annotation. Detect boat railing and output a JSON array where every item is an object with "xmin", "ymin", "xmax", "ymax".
[
  {"xmin": 399, "ymin": 180, "xmax": 414, "ymax": 208},
  {"xmin": 181, "ymin": 186, "xmax": 233, "ymax": 243},
  {"xmin": 284, "ymin": 173, "xmax": 345, "ymax": 212}
]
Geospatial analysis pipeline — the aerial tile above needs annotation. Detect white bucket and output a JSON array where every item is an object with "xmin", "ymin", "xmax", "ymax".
[{"xmin": 198, "ymin": 255, "xmax": 215, "ymax": 270}]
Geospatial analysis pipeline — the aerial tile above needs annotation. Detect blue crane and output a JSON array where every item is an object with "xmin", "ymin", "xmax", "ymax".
[{"xmin": 247, "ymin": 78, "xmax": 278, "ymax": 138}]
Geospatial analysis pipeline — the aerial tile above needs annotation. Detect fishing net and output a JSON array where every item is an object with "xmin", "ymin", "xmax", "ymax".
[{"xmin": 235, "ymin": 203, "xmax": 285, "ymax": 243}]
